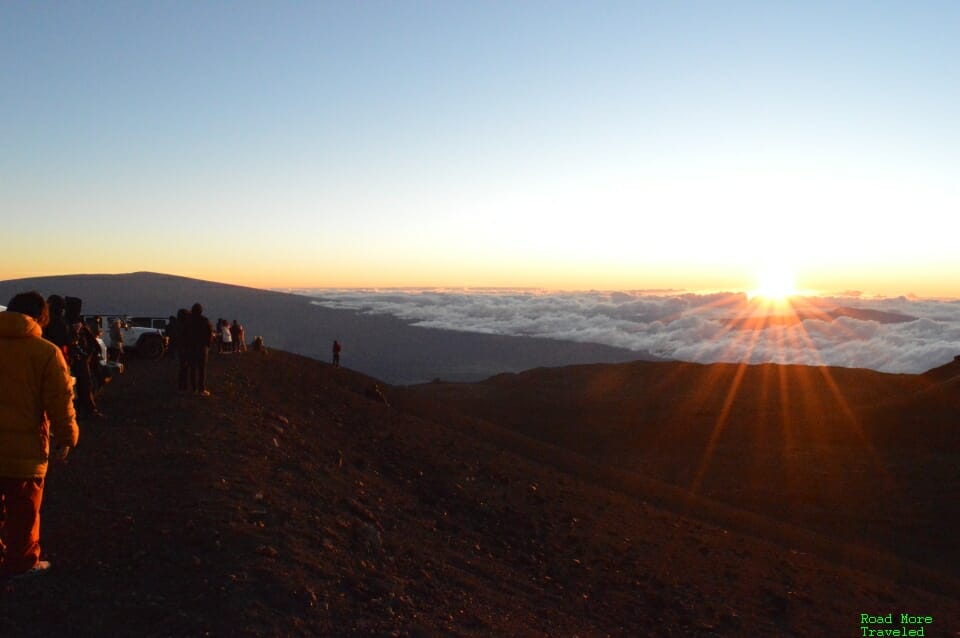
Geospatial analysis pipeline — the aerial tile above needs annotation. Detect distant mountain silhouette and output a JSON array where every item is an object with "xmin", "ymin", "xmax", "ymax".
[
  {"xmin": 724, "ymin": 305, "xmax": 916, "ymax": 330},
  {"xmin": 0, "ymin": 272, "xmax": 657, "ymax": 384},
  {"xmin": 827, "ymin": 306, "xmax": 916, "ymax": 323}
]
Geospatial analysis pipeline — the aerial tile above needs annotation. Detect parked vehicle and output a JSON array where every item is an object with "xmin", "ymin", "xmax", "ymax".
[{"xmin": 86, "ymin": 315, "xmax": 168, "ymax": 359}]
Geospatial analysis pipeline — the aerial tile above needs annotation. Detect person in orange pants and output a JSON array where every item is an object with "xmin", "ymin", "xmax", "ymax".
[
  {"xmin": 0, "ymin": 477, "xmax": 45, "ymax": 576},
  {"xmin": 0, "ymin": 292, "xmax": 79, "ymax": 579}
]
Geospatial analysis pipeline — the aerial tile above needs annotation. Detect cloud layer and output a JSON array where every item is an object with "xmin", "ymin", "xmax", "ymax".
[{"xmin": 304, "ymin": 289, "xmax": 960, "ymax": 374}]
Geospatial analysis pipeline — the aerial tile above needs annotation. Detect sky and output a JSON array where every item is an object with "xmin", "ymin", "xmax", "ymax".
[{"xmin": 2, "ymin": 1, "xmax": 959, "ymax": 297}]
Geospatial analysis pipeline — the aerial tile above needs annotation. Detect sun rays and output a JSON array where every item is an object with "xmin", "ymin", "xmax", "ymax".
[
  {"xmin": 681, "ymin": 288, "xmax": 890, "ymax": 504},
  {"xmin": 748, "ymin": 265, "xmax": 799, "ymax": 307}
]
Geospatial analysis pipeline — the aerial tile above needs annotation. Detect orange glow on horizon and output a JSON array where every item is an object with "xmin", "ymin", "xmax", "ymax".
[{"xmin": 3, "ymin": 257, "xmax": 959, "ymax": 300}]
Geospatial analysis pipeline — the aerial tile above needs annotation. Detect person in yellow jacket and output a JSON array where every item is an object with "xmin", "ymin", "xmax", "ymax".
[{"xmin": 0, "ymin": 291, "xmax": 79, "ymax": 579}]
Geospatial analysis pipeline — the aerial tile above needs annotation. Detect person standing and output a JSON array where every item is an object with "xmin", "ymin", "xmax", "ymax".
[
  {"xmin": 215, "ymin": 318, "xmax": 223, "ymax": 354},
  {"xmin": 332, "ymin": 339, "xmax": 341, "ymax": 367},
  {"xmin": 0, "ymin": 292, "xmax": 79, "ymax": 579},
  {"xmin": 108, "ymin": 318, "xmax": 124, "ymax": 363},
  {"xmin": 170, "ymin": 309, "xmax": 190, "ymax": 392},
  {"xmin": 230, "ymin": 320, "xmax": 243, "ymax": 353},
  {"xmin": 220, "ymin": 319, "xmax": 233, "ymax": 353},
  {"xmin": 69, "ymin": 320, "xmax": 103, "ymax": 419},
  {"xmin": 42, "ymin": 294, "xmax": 69, "ymax": 355},
  {"xmin": 85, "ymin": 318, "xmax": 106, "ymax": 397},
  {"xmin": 183, "ymin": 303, "xmax": 214, "ymax": 396}
]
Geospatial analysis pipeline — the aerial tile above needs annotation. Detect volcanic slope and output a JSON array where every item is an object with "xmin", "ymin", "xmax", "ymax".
[
  {"xmin": 395, "ymin": 359, "xmax": 960, "ymax": 586},
  {"xmin": 1, "ymin": 352, "xmax": 957, "ymax": 637}
]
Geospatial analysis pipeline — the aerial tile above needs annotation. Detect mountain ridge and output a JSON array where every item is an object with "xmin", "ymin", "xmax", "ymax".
[{"xmin": 0, "ymin": 272, "xmax": 655, "ymax": 384}]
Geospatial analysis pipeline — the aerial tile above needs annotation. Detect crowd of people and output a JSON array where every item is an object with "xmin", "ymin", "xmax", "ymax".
[
  {"xmin": 215, "ymin": 318, "xmax": 246, "ymax": 354},
  {"xmin": 164, "ymin": 306, "xmax": 250, "ymax": 396},
  {"xmin": 0, "ymin": 291, "xmax": 349, "ymax": 582},
  {"xmin": 0, "ymin": 293, "xmax": 246, "ymax": 581},
  {"xmin": 41, "ymin": 295, "xmax": 109, "ymax": 419}
]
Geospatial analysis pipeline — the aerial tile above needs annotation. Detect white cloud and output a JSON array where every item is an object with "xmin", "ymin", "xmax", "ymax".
[{"xmin": 305, "ymin": 289, "xmax": 960, "ymax": 374}]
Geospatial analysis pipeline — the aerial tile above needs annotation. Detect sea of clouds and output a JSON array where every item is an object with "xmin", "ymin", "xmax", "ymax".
[{"xmin": 301, "ymin": 289, "xmax": 960, "ymax": 374}]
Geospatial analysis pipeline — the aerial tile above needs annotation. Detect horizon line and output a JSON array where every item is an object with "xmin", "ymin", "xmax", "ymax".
[{"xmin": 2, "ymin": 271, "xmax": 958, "ymax": 302}]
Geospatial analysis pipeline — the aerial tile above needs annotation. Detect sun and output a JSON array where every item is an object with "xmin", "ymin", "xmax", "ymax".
[{"xmin": 749, "ymin": 265, "xmax": 798, "ymax": 303}]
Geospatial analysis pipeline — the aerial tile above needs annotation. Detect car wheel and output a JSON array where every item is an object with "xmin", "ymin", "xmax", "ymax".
[{"xmin": 137, "ymin": 335, "xmax": 164, "ymax": 359}]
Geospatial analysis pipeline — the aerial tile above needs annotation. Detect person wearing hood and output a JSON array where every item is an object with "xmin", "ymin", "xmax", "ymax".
[
  {"xmin": 42, "ymin": 294, "xmax": 69, "ymax": 354},
  {"xmin": 0, "ymin": 291, "xmax": 79, "ymax": 579}
]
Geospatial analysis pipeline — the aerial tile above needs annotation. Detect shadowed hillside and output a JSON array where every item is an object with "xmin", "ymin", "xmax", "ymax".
[
  {"xmin": 395, "ymin": 359, "xmax": 960, "ymax": 583},
  {"xmin": 0, "ymin": 272, "xmax": 653, "ymax": 384},
  {"xmin": 1, "ymin": 352, "xmax": 957, "ymax": 636}
]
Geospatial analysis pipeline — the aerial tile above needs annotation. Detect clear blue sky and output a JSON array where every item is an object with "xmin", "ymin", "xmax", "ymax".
[{"xmin": 3, "ymin": 2, "xmax": 958, "ymax": 295}]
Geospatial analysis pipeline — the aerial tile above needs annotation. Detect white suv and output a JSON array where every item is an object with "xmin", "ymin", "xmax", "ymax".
[{"xmin": 98, "ymin": 316, "xmax": 168, "ymax": 359}]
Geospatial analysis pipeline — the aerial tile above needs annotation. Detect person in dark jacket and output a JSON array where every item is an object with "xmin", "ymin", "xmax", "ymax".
[
  {"xmin": 230, "ymin": 320, "xmax": 243, "ymax": 354},
  {"xmin": 214, "ymin": 318, "xmax": 223, "ymax": 354},
  {"xmin": 69, "ymin": 320, "xmax": 103, "ymax": 418},
  {"xmin": 169, "ymin": 309, "xmax": 190, "ymax": 391},
  {"xmin": 86, "ymin": 318, "xmax": 106, "ymax": 395},
  {"xmin": 332, "ymin": 339, "xmax": 341, "ymax": 367},
  {"xmin": 42, "ymin": 294, "xmax": 69, "ymax": 354},
  {"xmin": 163, "ymin": 315, "xmax": 177, "ymax": 357},
  {"xmin": 183, "ymin": 303, "xmax": 214, "ymax": 396}
]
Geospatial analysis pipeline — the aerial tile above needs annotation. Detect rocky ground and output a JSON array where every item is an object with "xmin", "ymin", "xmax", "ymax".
[{"xmin": 1, "ymin": 350, "xmax": 957, "ymax": 637}]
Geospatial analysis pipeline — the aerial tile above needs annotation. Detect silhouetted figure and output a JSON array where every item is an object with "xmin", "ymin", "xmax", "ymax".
[
  {"xmin": 230, "ymin": 320, "xmax": 244, "ymax": 353},
  {"xmin": 42, "ymin": 294, "xmax": 69, "ymax": 353},
  {"xmin": 0, "ymin": 292, "xmax": 79, "ymax": 579},
  {"xmin": 163, "ymin": 315, "xmax": 176, "ymax": 358},
  {"xmin": 170, "ymin": 309, "xmax": 189, "ymax": 391},
  {"xmin": 108, "ymin": 318, "xmax": 124, "ymax": 363},
  {"xmin": 58, "ymin": 296, "xmax": 101, "ymax": 418},
  {"xmin": 64, "ymin": 296, "xmax": 82, "ymax": 326},
  {"xmin": 183, "ymin": 303, "xmax": 214, "ymax": 396},
  {"xmin": 87, "ymin": 318, "xmax": 106, "ymax": 395},
  {"xmin": 69, "ymin": 321, "xmax": 103, "ymax": 418},
  {"xmin": 215, "ymin": 318, "xmax": 224, "ymax": 354},
  {"xmin": 332, "ymin": 340, "xmax": 341, "ymax": 367}
]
